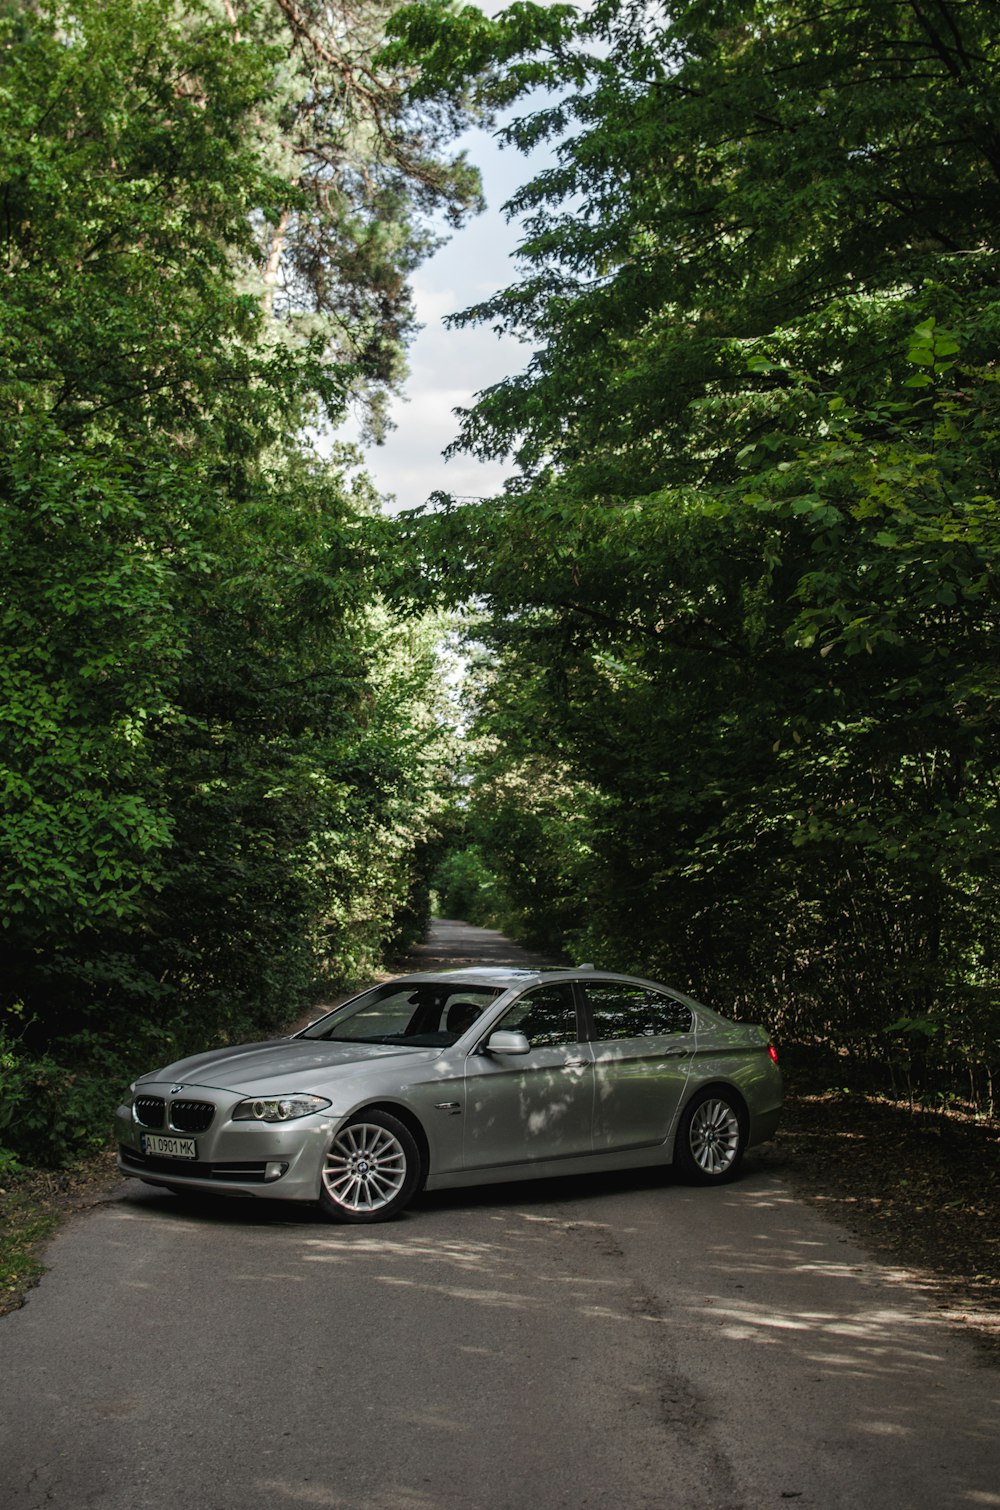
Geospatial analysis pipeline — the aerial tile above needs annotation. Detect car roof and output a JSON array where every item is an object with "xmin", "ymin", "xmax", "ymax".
[
  {"xmin": 390, "ymin": 966, "xmax": 576, "ymax": 988},
  {"xmin": 387, "ymin": 965, "xmax": 687, "ymax": 995}
]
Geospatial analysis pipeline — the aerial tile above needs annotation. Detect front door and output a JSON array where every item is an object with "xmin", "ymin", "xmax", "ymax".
[{"xmin": 462, "ymin": 983, "xmax": 594, "ymax": 1172}]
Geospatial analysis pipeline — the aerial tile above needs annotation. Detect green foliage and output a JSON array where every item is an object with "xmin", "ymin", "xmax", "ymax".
[
  {"xmin": 236, "ymin": 0, "xmax": 488, "ymax": 438},
  {"xmin": 0, "ymin": 0, "xmax": 476, "ymax": 1168},
  {"xmin": 431, "ymin": 845, "xmax": 502, "ymax": 926},
  {"xmin": 0, "ymin": 1027, "xmax": 123, "ymax": 1167},
  {"xmin": 383, "ymin": 0, "xmax": 579, "ymax": 111}
]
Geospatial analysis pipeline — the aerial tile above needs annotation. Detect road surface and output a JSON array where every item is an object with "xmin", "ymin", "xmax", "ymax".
[{"xmin": 2, "ymin": 921, "xmax": 998, "ymax": 1509}]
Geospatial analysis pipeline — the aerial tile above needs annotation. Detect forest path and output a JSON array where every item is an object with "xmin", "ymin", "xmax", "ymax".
[{"xmin": 400, "ymin": 915, "xmax": 565, "ymax": 969}]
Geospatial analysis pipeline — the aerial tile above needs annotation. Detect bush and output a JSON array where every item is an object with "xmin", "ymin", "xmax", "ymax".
[{"xmin": 1, "ymin": 1025, "xmax": 139, "ymax": 1170}]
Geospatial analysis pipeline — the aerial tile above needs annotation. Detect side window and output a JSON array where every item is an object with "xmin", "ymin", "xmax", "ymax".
[
  {"xmin": 500, "ymin": 983, "xmax": 581, "ymax": 1048},
  {"xmin": 586, "ymin": 983, "xmax": 693, "ymax": 1041}
]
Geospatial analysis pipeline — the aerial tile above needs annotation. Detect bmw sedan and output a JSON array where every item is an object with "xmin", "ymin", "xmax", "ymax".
[{"xmin": 116, "ymin": 966, "xmax": 782, "ymax": 1222}]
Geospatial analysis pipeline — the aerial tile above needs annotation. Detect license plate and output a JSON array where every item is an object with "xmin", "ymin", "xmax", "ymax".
[{"xmin": 141, "ymin": 1133, "xmax": 197, "ymax": 1160}]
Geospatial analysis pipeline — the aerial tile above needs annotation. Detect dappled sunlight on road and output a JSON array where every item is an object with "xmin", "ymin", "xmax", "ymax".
[
  {"xmin": 287, "ymin": 1205, "xmax": 656, "ymax": 1320},
  {"xmin": 117, "ymin": 1172, "xmax": 999, "ymax": 1378},
  {"xmin": 1, "ymin": 1151, "xmax": 993, "ymax": 1510},
  {"xmin": 375, "ymin": 1276, "xmax": 542, "ymax": 1310},
  {"xmin": 254, "ymin": 1482, "xmax": 441, "ymax": 1509},
  {"xmin": 109, "ymin": 1159, "xmax": 1000, "ymax": 1503},
  {"xmin": 300, "ymin": 1231, "xmax": 505, "ymax": 1271},
  {"xmin": 695, "ymin": 1292, "xmax": 949, "ymax": 1356}
]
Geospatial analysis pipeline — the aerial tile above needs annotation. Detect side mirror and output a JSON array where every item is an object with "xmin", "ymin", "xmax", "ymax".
[{"xmin": 482, "ymin": 1029, "xmax": 531, "ymax": 1056}]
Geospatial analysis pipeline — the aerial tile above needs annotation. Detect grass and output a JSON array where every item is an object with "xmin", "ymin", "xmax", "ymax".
[
  {"xmin": 1, "ymin": 1189, "xmax": 63, "ymax": 1313},
  {"xmin": 0, "ymin": 1150, "xmax": 118, "ymax": 1318}
]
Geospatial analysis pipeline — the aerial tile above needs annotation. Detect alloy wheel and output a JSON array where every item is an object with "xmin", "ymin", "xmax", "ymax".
[
  {"xmin": 322, "ymin": 1120, "xmax": 409, "ymax": 1213},
  {"xmin": 687, "ymin": 1097, "xmax": 742, "ymax": 1177}
]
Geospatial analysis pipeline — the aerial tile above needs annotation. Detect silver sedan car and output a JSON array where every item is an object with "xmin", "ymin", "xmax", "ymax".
[{"xmin": 116, "ymin": 966, "xmax": 782, "ymax": 1222}]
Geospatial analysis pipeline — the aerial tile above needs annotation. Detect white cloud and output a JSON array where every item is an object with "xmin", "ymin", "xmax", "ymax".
[{"xmin": 335, "ymin": 112, "xmax": 552, "ymax": 514}]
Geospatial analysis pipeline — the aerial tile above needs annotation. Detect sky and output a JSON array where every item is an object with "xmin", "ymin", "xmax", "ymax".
[{"xmin": 339, "ymin": 113, "xmax": 550, "ymax": 514}]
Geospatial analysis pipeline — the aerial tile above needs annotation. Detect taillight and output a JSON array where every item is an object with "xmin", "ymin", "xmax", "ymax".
[{"xmin": 767, "ymin": 1044, "xmax": 779, "ymax": 1065}]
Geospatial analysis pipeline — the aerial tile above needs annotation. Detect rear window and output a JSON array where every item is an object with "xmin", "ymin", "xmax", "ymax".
[{"xmin": 585, "ymin": 982, "xmax": 693, "ymax": 1040}]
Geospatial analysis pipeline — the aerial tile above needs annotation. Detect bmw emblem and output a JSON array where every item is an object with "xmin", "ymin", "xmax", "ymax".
[{"xmin": 170, "ymin": 1084, "xmax": 185, "ymax": 1094}]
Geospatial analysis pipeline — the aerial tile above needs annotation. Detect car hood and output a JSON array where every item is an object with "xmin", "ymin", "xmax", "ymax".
[{"xmin": 138, "ymin": 1038, "xmax": 444, "ymax": 1095}]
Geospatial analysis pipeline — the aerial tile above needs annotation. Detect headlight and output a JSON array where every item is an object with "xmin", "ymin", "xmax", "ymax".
[{"xmin": 232, "ymin": 1094, "xmax": 331, "ymax": 1123}]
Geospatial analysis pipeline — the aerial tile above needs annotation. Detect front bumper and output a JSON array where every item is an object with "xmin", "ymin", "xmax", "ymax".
[{"xmin": 114, "ymin": 1089, "xmax": 335, "ymax": 1201}]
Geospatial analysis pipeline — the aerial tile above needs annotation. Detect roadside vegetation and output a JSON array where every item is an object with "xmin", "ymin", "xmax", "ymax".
[
  {"xmin": 1, "ymin": 0, "xmax": 996, "ymax": 1321},
  {"xmin": 0, "ymin": 0, "xmax": 477, "ymax": 1177},
  {"xmin": 395, "ymin": 0, "xmax": 1000, "ymax": 1126}
]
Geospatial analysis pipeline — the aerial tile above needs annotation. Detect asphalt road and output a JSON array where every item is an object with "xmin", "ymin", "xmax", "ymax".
[{"xmin": 2, "ymin": 922, "xmax": 998, "ymax": 1510}]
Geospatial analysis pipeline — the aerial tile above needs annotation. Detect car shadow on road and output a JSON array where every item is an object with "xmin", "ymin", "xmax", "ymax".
[{"xmin": 114, "ymin": 1151, "xmax": 779, "ymax": 1229}]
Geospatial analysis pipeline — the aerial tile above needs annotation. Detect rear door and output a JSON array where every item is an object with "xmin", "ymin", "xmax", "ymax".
[{"xmin": 583, "ymin": 980, "xmax": 695, "ymax": 1152}]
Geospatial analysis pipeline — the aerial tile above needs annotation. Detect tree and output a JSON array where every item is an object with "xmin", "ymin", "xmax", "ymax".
[
  {"xmin": 0, "ymin": 0, "xmax": 478, "ymax": 1165},
  {"xmin": 224, "ymin": 0, "xmax": 485, "ymax": 437}
]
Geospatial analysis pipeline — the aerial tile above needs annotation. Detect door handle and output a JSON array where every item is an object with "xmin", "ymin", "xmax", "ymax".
[
  {"xmin": 663, "ymin": 1049, "xmax": 689, "ymax": 1059},
  {"xmin": 564, "ymin": 1057, "xmax": 590, "ymax": 1069}
]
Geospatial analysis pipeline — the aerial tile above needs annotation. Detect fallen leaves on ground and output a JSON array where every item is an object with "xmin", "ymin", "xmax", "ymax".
[{"xmin": 771, "ymin": 1086, "xmax": 1000, "ymax": 1357}]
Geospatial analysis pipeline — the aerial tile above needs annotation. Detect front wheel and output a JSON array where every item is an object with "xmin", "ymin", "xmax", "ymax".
[
  {"xmin": 318, "ymin": 1111, "xmax": 421, "ymax": 1223},
  {"xmin": 674, "ymin": 1089, "xmax": 747, "ymax": 1185}
]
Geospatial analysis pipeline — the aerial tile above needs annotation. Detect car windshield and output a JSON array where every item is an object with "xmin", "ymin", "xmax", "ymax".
[{"xmin": 299, "ymin": 982, "xmax": 503, "ymax": 1048}]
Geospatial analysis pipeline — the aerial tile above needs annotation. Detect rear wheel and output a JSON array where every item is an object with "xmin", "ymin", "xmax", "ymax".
[
  {"xmin": 318, "ymin": 1110, "xmax": 421, "ymax": 1223},
  {"xmin": 674, "ymin": 1089, "xmax": 747, "ymax": 1184}
]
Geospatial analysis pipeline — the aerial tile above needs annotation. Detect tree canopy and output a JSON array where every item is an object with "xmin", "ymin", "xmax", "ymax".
[{"xmin": 390, "ymin": 0, "xmax": 1000, "ymax": 1109}]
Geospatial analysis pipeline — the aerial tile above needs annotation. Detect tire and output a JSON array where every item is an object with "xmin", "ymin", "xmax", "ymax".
[
  {"xmin": 318, "ymin": 1110, "xmax": 421, "ymax": 1223},
  {"xmin": 674, "ymin": 1088, "xmax": 747, "ymax": 1185}
]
